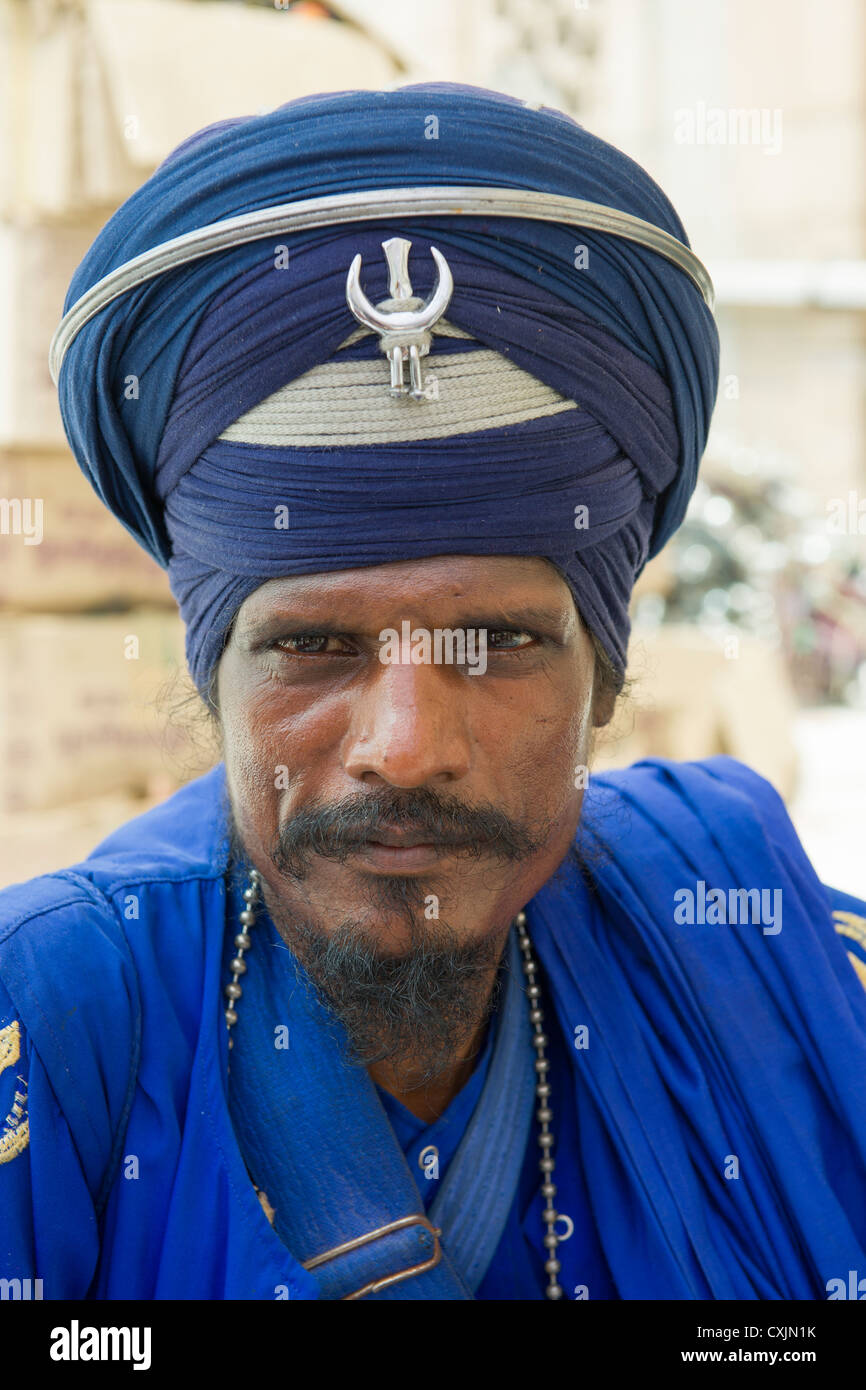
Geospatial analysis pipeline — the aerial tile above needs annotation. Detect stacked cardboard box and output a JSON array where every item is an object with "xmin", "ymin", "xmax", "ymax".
[
  {"xmin": 0, "ymin": 450, "xmax": 173, "ymax": 609},
  {"xmin": 0, "ymin": 610, "xmax": 213, "ymax": 814},
  {"xmin": 0, "ymin": 209, "xmax": 200, "ymax": 886}
]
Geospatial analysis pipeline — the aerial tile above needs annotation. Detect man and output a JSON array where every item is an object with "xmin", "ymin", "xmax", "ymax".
[{"xmin": 2, "ymin": 83, "xmax": 866, "ymax": 1301}]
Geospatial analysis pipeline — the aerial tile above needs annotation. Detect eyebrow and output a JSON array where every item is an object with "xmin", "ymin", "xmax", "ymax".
[
  {"xmin": 238, "ymin": 602, "xmax": 573, "ymax": 643},
  {"xmin": 451, "ymin": 605, "xmax": 571, "ymax": 632}
]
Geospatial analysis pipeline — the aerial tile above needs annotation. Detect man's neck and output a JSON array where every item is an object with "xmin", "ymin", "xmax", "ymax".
[{"xmin": 367, "ymin": 1002, "xmax": 496, "ymax": 1123}]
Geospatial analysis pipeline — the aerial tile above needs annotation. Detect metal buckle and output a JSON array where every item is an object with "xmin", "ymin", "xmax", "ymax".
[{"xmin": 301, "ymin": 1214, "xmax": 443, "ymax": 1300}]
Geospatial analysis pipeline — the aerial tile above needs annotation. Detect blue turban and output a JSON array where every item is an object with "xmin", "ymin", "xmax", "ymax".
[{"xmin": 55, "ymin": 82, "xmax": 719, "ymax": 697}]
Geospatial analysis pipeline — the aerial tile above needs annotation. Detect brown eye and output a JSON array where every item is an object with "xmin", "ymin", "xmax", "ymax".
[
  {"xmin": 486, "ymin": 629, "xmax": 535, "ymax": 649},
  {"xmin": 275, "ymin": 635, "xmax": 337, "ymax": 655}
]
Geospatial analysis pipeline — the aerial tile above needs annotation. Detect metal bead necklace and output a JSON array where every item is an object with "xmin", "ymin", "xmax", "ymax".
[{"xmin": 224, "ymin": 867, "xmax": 569, "ymax": 1299}]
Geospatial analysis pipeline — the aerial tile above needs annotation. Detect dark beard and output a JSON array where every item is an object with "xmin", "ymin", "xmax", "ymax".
[
  {"xmin": 225, "ymin": 806, "xmax": 515, "ymax": 1091},
  {"xmin": 267, "ymin": 895, "xmax": 508, "ymax": 1092}
]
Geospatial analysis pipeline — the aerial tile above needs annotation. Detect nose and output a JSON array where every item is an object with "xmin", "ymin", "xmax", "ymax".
[{"xmin": 342, "ymin": 659, "xmax": 473, "ymax": 788}]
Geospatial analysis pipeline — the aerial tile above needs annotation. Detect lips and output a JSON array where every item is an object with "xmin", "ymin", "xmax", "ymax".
[
  {"xmin": 364, "ymin": 826, "xmax": 437, "ymax": 849},
  {"xmin": 351, "ymin": 827, "xmax": 458, "ymax": 873}
]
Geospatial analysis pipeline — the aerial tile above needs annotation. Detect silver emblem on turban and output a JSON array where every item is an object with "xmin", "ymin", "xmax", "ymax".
[{"xmin": 345, "ymin": 237, "xmax": 454, "ymax": 400}]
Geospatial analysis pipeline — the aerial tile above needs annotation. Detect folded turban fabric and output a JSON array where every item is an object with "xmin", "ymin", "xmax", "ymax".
[{"xmin": 55, "ymin": 82, "xmax": 720, "ymax": 697}]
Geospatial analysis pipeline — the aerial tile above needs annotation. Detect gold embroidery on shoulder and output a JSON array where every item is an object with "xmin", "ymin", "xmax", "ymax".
[
  {"xmin": 845, "ymin": 951, "xmax": 866, "ymax": 993},
  {"xmin": 256, "ymin": 1186, "xmax": 276, "ymax": 1226},
  {"xmin": 833, "ymin": 909, "xmax": 866, "ymax": 952},
  {"xmin": 0, "ymin": 1019, "xmax": 21, "ymax": 1071},
  {"xmin": 0, "ymin": 1021, "xmax": 29, "ymax": 1164}
]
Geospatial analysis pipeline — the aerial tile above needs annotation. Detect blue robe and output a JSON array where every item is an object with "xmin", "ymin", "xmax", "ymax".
[{"xmin": 1, "ymin": 755, "xmax": 865, "ymax": 1300}]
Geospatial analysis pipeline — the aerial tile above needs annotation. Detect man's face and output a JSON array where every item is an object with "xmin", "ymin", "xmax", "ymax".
[{"xmin": 215, "ymin": 554, "xmax": 613, "ymax": 1080}]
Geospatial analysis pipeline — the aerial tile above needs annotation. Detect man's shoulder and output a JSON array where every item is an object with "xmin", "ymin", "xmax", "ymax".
[
  {"xmin": 0, "ymin": 863, "xmax": 142, "ymax": 1188},
  {"xmin": 588, "ymin": 752, "xmax": 797, "ymax": 847},
  {"xmin": 0, "ymin": 867, "xmax": 130, "ymax": 979},
  {"xmin": 591, "ymin": 752, "xmax": 783, "ymax": 808},
  {"xmin": 0, "ymin": 762, "xmax": 230, "ymax": 1030},
  {"xmin": 586, "ymin": 754, "xmax": 866, "ymax": 991},
  {"xmin": 0, "ymin": 764, "xmax": 233, "ymax": 1147}
]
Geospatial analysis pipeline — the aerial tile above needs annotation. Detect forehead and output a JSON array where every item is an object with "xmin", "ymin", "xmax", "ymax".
[{"xmin": 235, "ymin": 555, "xmax": 578, "ymax": 623}]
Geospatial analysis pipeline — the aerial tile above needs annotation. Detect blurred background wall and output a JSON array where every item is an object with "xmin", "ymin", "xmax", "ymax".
[{"xmin": 1, "ymin": 0, "xmax": 864, "ymax": 890}]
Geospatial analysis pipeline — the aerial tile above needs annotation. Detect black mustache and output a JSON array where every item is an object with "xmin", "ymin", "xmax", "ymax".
[{"xmin": 269, "ymin": 789, "xmax": 546, "ymax": 878}]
